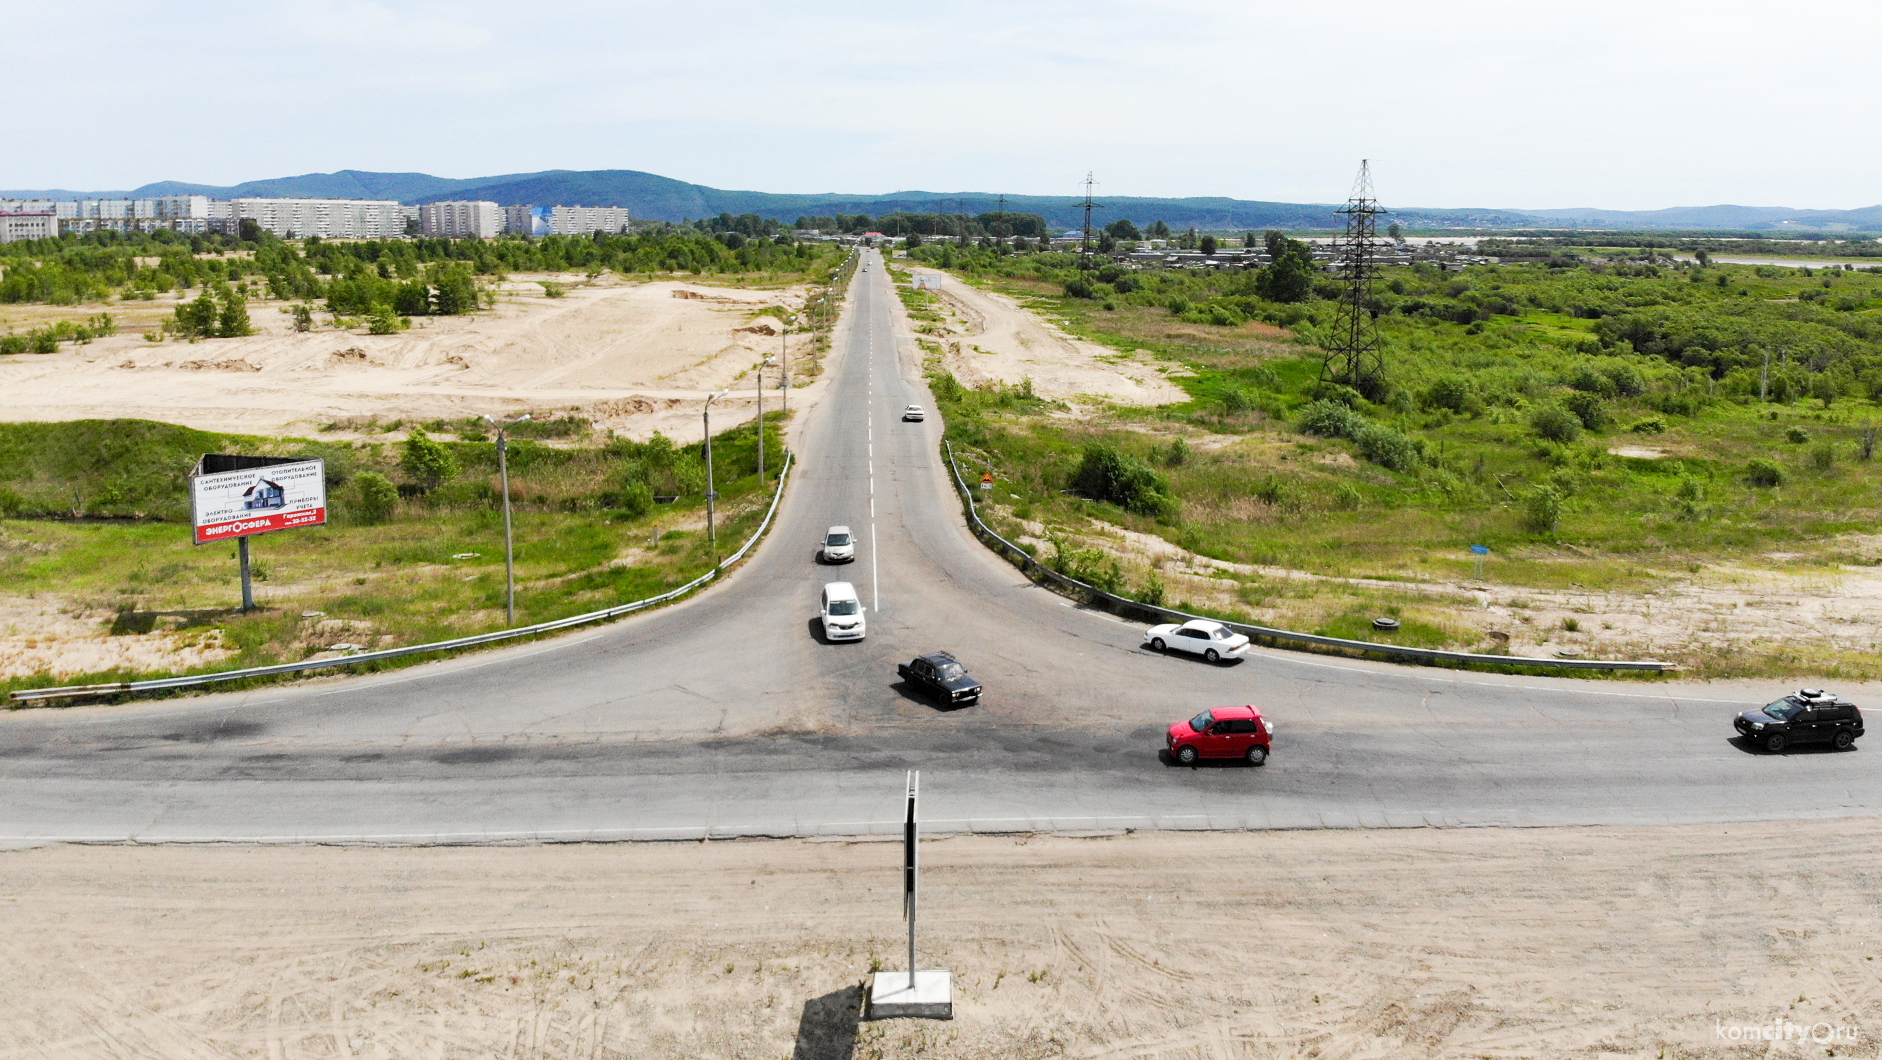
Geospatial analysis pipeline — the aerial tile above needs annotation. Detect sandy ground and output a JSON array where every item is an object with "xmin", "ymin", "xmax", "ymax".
[
  {"xmin": 1008, "ymin": 506, "xmax": 1882, "ymax": 669},
  {"xmin": 0, "ymin": 592, "xmax": 238, "ymax": 678},
  {"xmin": 902, "ymin": 267, "xmax": 1188, "ymax": 409},
  {"xmin": 0, "ymin": 274, "xmax": 813, "ymax": 441},
  {"xmin": 2, "ymin": 820, "xmax": 1877, "ymax": 1058}
]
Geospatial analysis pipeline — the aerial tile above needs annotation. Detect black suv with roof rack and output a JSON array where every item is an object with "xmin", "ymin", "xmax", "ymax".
[{"xmin": 1734, "ymin": 689, "xmax": 1864, "ymax": 753}]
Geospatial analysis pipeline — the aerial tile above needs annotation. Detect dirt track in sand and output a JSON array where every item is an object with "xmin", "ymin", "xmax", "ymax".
[
  {"xmin": 3, "ymin": 819, "xmax": 1877, "ymax": 1058},
  {"xmin": 0, "ymin": 275, "xmax": 810, "ymax": 441}
]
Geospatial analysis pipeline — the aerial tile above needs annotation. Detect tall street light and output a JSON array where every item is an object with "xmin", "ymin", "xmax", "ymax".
[
  {"xmin": 756, "ymin": 356, "xmax": 774, "ymax": 485},
  {"xmin": 703, "ymin": 389, "xmax": 728, "ymax": 553},
  {"xmin": 484, "ymin": 412, "xmax": 530, "ymax": 625},
  {"xmin": 780, "ymin": 317, "xmax": 788, "ymax": 419}
]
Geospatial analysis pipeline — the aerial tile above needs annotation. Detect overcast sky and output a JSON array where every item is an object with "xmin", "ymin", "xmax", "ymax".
[{"xmin": 8, "ymin": 0, "xmax": 1879, "ymax": 210}]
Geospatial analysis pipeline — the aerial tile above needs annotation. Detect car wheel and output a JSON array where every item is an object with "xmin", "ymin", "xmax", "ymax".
[
  {"xmin": 1150, "ymin": 638, "xmax": 1166, "ymax": 653},
  {"xmin": 1205, "ymin": 648, "xmax": 1220, "ymax": 663},
  {"xmin": 1176, "ymin": 745, "xmax": 1199, "ymax": 766},
  {"xmin": 1833, "ymin": 730, "xmax": 1855, "ymax": 750},
  {"xmin": 1245, "ymin": 745, "xmax": 1268, "ymax": 767},
  {"xmin": 1765, "ymin": 732, "xmax": 1789, "ymax": 753}
]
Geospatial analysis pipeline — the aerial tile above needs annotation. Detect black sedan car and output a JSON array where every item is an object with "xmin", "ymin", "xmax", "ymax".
[
  {"xmin": 897, "ymin": 651, "xmax": 982, "ymax": 706},
  {"xmin": 1735, "ymin": 689, "xmax": 1864, "ymax": 753}
]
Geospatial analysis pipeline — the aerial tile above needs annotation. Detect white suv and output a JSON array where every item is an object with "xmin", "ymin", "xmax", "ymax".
[
  {"xmin": 820, "ymin": 525, "xmax": 855, "ymax": 563},
  {"xmin": 820, "ymin": 582, "xmax": 866, "ymax": 641}
]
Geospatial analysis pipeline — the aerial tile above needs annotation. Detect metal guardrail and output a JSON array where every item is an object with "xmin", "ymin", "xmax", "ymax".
[
  {"xmin": 943, "ymin": 441, "xmax": 1670, "ymax": 673},
  {"xmin": 11, "ymin": 451, "xmax": 796, "ymax": 704}
]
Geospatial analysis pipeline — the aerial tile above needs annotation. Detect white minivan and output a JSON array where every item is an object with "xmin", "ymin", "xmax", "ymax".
[{"xmin": 820, "ymin": 582, "xmax": 866, "ymax": 642}]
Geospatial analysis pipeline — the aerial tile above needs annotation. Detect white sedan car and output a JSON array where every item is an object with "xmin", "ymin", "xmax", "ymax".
[
  {"xmin": 902, "ymin": 404, "xmax": 925, "ymax": 422},
  {"xmin": 1144, "ymin": 619, "xmax": 1251, "ymax": 663}
]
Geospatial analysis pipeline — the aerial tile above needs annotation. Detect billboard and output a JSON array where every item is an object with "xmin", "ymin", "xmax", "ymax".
[
  {"xmin": 530, "ymin": 206, "xmax": 554, "ymax": 237},
  {"xmin": 189, "ymin": 457, "xmax": 327, "ymax": 545}
]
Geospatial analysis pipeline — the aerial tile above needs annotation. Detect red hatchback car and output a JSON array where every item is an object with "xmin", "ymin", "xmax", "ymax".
[{"xmin": 1168, "ymin": 705, "xmax": 1272, "ymax": 766}]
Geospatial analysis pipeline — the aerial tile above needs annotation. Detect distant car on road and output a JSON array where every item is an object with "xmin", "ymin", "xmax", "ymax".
[
  {"xmin": 897, "ymin": 651, "xmax": 981, "ymax": 706},
  {"xmin": 902, "ymin": 404, "xmax": 925, "ymax": 422},
  {"xmin": 820, "ymin": 525, "xmax": 855, "ymax": 564},
  {"xmin": 1735, "ymin": 689, "xmax": 1863, "ymax": 752},
  {"xmin": 1168, "ymin": 705, "xmax": 1271, "ymax": 766},
  {"xmin": 1144, "ymin": 619, "xmax": 1251, "ymax": 663},
  {"xmin": 819, "ymin": 582, "xmax": 866, "ymax": 642}
]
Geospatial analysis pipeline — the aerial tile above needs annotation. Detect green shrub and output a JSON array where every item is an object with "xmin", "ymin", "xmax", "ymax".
[
  {"xmin": 1422, "ymin": 376, "xmax": 1479, "ymax": 414},
  {"xmin": 1811, "ymin": 442, "xmax": 1835, "ymax": 470},
  {"xmin": 1524, "ymin": 485, "xmax": 1563, "ymax": 534},
  {"xmin": 1746, "ymin": 458, "xmax": 1786, "ymax": 487},
  {"xmin": 1785, "ymin": 426, "xmax": 1809, "ymax": 444},
  {"xmin": 620, "ymin": 480, "xmax": 654, "ymax": 517},
  {"xmin": 1531, "ymin": 405, "xmax": 1583, "ymax": 443},
  {"xmin": 1136, "ymin": 571, "xmax": 1167, "ymax": 607},
  {"xmin": 1298, "ymin": 399, "xmax": 1366, "ymax": 439},
  {"xmin": 1629, "ymin": 417, "xmax": 1667, "ymax": 434},
  {"xmin": 353, "ymin": 472, "xmax": 399, "ymax": 524},
  {"xmin": 399, "ymin": 428, "xmax": 461, "ymax": 490},
  {"xmin": 541, "ymin": 282, "xmax": 566, "ymax": 298},
  {"xmin": 1165, "ymin": 437, "xmax": 1189, "ymax": 467},
  {"xmin": 1566, "ymin": 363, "xmax": 1617, "ymax": 396},
  {"xmin": 1062, "ymin": 278, "xmax": 1095, "ymax": 299},
  {"xmin": 1071, "ymin": 443, "xmax": 1176, "ymax": 518},
  {"xmin": 1563, "ymin": 391, "xmax": 1609, "ymax": 431},
  {"xmin": 1603, "ymin": 362, "xmax": 1646, "ymax": 398}
]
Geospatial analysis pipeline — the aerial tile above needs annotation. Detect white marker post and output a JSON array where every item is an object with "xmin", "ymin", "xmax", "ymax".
[{"xmin": 867, "ymin": 771, "xmax": 952, "ymax": 1019}]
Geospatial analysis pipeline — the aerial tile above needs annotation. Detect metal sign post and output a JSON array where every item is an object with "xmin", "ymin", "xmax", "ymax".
[
  {"xmin": 904, "ymin": 770, "xmax": 918, "ymax": 980},
  {"xmin": 869, "ymin": 770, "xmax": 952, "ymax": 1020}
]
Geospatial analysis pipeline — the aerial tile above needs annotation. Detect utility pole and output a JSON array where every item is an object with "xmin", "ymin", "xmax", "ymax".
[
  {"xmin": 780, "ymin": 318, "xmax": 788, "ymax": 419},
  {"xmin": 484, "ymin": 412, "xmax": 531, "ymax": 625},
  {"xmin": 1760, "ymin": 347, "xmax": 1770, "ymax": 403},
  {"xmin": 1077, "ymin": 172, "xmax": 1101, "ymax": 267},
  {"xmin": 1322, "ymin": 160, "xmax": 1387, "ymax": 398},
  {"xmin": 997, "ymin": 193, "xmax": 1007, "ymax": 241},
  {"xmin": 756, "ymin": 356, "xmax": 773, "ymax": 483},
  {"xmin": 703, "ymin": 390, "xmax": 727, "ymax": 553}
]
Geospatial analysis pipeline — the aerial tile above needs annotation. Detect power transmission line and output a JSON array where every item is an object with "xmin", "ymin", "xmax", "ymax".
[{"xmin": 1077, "ymin": 172, "xmax": 1102, "ymax": 267}]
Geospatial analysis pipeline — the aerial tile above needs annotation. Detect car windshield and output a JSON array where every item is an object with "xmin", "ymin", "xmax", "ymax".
[
  {"xmin": 827, "ymin": 600, "xmax": 858, "ymax": 616},
  {"xmin": 1190, "ymin": 710, "xmax": 1214, "ymax": 732},
  {"xmin": 826, "ymin": 534, "xmax": 850, "ymax": 546},
  {"xmin": 935, "ymin": 661, "xmax": 966, "ymax": 680},
  {"xmin": 1762, "ymin": 700, "xmax": 1800, "ymax": 720}
]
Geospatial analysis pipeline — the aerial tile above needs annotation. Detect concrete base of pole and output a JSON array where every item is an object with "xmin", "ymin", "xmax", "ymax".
[{"xmin": 866, "ymin": 970, "xmax": 952, "ymax": 1020}]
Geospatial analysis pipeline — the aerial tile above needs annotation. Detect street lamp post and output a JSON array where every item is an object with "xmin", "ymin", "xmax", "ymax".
[
  {"xmin": 484, "ymin": 413, "xmax": 531, "ymax": 625},
  {"xmin": 780, "ymin": 319, "xmax": 788, "ymax": 419},
  {"xmin": 756, "ymin": 356, "xmax": 774, "ymax": 484},
  {"xmin": 704, "ymin": 389, "xmax": 728, "ymax": 553}
]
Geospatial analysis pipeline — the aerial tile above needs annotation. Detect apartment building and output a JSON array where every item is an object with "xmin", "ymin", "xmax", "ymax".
[
  {"xmin": 421, "ymin": 200, "xmax": 503, "ymax": 238},
  {"xmin": 0, "ymin": 196, "xmax": 213, "ymax": 234},
  {"xmin": 503, "ymin": 204, "xmax": 630, "ymax": 237},
  {"xmin": 0, "ymin": 210, "xmax": 58, "ymax": 243},
  {"xmin": 229, "ymin": 198, "xmax": 407, "ymax": 239}
]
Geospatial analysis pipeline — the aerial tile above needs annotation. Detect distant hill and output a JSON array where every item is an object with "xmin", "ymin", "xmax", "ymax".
[{"xmin": 7, "ymin": 168, "xmax": 1880, "ymax": 233}]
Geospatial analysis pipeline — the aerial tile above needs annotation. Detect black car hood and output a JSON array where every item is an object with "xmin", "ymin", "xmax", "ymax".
[
  {"xmin": 1740, "ymin": 710, "xmax": 1781, "ymax": 725},
  {"xmin": 940, "ymin": 675, "xmax": 981, "ymax": 693}
]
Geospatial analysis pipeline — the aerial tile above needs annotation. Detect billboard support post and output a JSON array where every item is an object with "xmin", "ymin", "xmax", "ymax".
[
  {"xmin": 238, "ymin": 537, "xmax": 255, "ymax": 612},
  {"xmin": 189, "ymin": 454, "xmax": 329, "ymax": 613}
]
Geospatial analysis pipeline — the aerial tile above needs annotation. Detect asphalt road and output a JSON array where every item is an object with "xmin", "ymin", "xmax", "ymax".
[{"xmin": 2, "ymin": 249, "xmax": 1876, "ymax": 844}]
